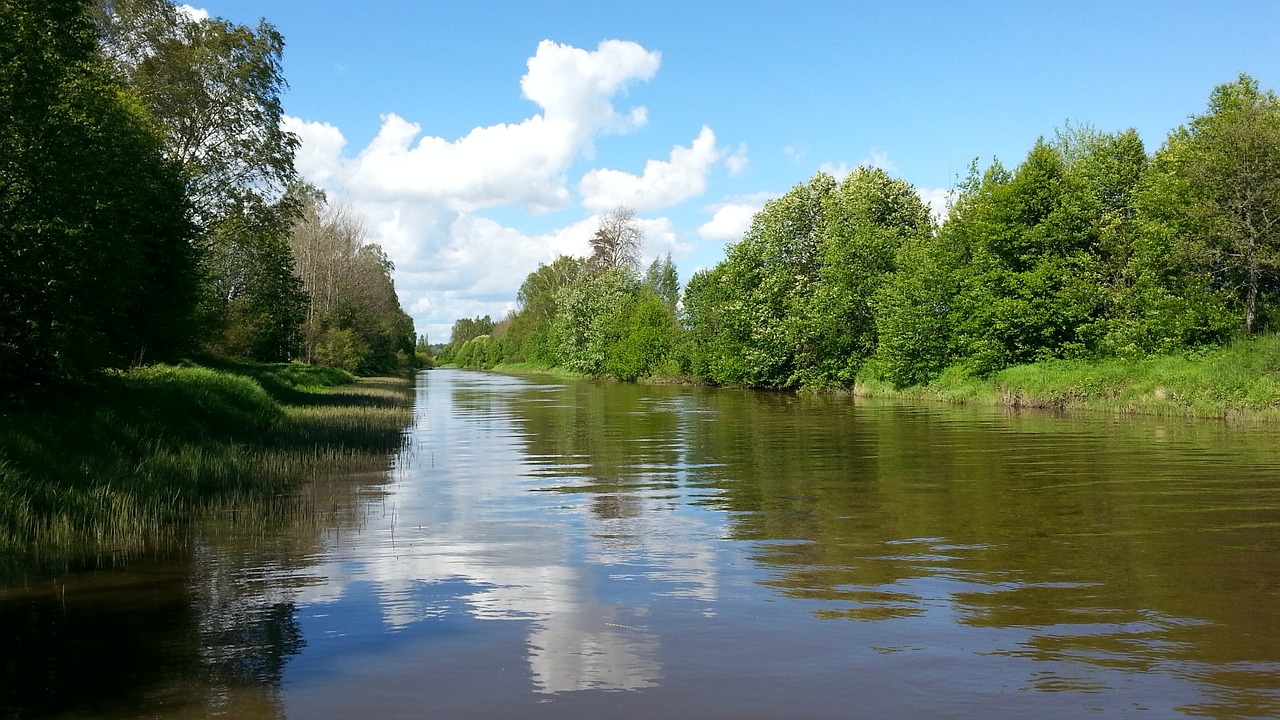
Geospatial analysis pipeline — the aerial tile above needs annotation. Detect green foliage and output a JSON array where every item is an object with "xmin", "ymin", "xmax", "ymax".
[
  {"xmin": 442, "ymin": 316, "xmax": 499, "ymax": 369},
  {"xmin": 0, "ymin": 0, "xmax": 199, "ymax": 386},
  {"xmin": 644, "ymin": 253, "xmax": 681, "ymax": 314},
  {"xmin": 682, "ymin": 265, "xmax": 753, "ymax": 383},
  {"xmin": 454, "ymin": 253, "xmax": 680, "ymax": 380},
  {"xmin": 683, "ymin": 174, "xmax": 836, "ymax": 387},
  {"xmin": 684, "ymin": 93, "xmax": 1275, "ymax": 391},
  {"xmin": 95, "ymin": 1, "xmax": 325, "ymax": 367},
  {"xmin": 869, "ymin": 85, "xmax": 1278, "ymax": 389},
  {"xmin": 313, "ymin": 327, "xmax": 370, "ymax": 373},
  {"xmin": 867, "ymin": 228, "xmax": 966, "ymax": 387},
  {"xmin": 198, "ymin": 202, "xmax": 308, "ymax": 362},
  {"xmin": 287, "ymin": 189, "xmax": 416, "ymax": 374},
  {"xmin": 602, "ymin": 290, "xmax": 677, "ymax": 381},
  {"xmin": 458, "ymin": 73, "xmax": 1280, "ymax": 400},
  {"xmin": 509, "ymin": 255, "xmax": 584, "ymax": 364},
  {"xmin": 795, "ymin": 168, "xmax": 933, "ymax": 387},
  {"xmin": 450, "ymin": 315, "xmax": 494, "ymax": 346},
  {"xmin": 452, "ymin": 335, "xmax": 506, "ymax": 369},
  {"xmin": 1131, "ymin": 73, "xmax": 1280, "ymax": 337},
  {"xmin": 197, "ymin": 358, "xmax": 356, "ymax": 402},
  {"xmin": 98, "ymin": 0, "xmax": 298, "ymax": 227},
  {"xmin": 874, "ymin": 131, "xmax": 1152, "ymax": 386},
  {"xmin": 552, "ymin": 269, "xmax": 639, "ymax": 375},
  {"xmin": 414, "ymin": 335, "xmax": 435, "ymax": 368},
  {"xmin": 325, "ymin": 274, "xmax": 416, "ymax": 375},
  {"xmin": 889, "ymin": 334, "xmax": 1280, "ymax": 420},
  {"xmin": 943, "ymin": 143, "xmax": 1111, "ymax": 373},
  {"xmin": 684, "ymin": 170, "xmax": 930, "ymax": 389}
]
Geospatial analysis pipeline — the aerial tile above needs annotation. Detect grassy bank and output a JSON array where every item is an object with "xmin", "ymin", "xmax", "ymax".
[
  {"xmin": 486, "ymin": 362, "xmax": 589, "ymax": 379},
  {"xmin": 465, "ymin": 336, "xmax": 1280, "ymax": 421},
  {"xmin": 0, "ymin": 361, "xmax": 414, "ymax": 553},
  {"xmin": 858, "ymin": 334, "xmax": 1280, "ymax": 421}
]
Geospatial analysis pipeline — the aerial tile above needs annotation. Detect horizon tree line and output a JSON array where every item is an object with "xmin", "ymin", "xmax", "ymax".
[{"xmin": 442, "ymin": 73, "xmax": 1280, "ymax": 390}]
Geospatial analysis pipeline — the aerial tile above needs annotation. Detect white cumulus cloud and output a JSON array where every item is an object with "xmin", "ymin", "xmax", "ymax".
[
  {"xmin": 290, "ymin": 39, "xmax": 662, "ymax": 214},
  {"xmin": 725, "ymin": 143, "xmax": 750, "ymax": 176},
  {"xmin": 917, "ymin": 187, "xmax": 953, "ymax": 222},
  {"xmin": 342, "ymin": 112, "xmax": 574, "ymax": 212},
  {"xmin": 579, "ymin": 126, "xmax": 722, "ymax": 211},
  {"xmin": 696, "ymin": 194, "xmax": 773, "ymax": 241},
  {"xmin": 282, "ymin": 116, "xmax": 346, "ymax": 184},
  {"xmin": 176, "ymin": 4, "xmax": 210, "ymax": 22},
  {"xmin": 521, "ymin": 39, "xmax": 660, "ymax": 143},
  {"xmin": 282, "ymin": 40, "xmax": 674, "ymax": 341}
]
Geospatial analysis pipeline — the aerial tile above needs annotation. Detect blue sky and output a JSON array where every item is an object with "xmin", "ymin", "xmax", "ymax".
[{"xmin": 188, "ymin": 1, "xmax": 1280, "ymax": 343}]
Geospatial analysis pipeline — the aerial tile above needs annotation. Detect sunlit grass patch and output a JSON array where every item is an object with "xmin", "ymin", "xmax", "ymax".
[
  {"xmin": 490, "ymin": 362, "xmax": 590, "ymax": 379},
  {"xmin": 988, "ymin": 336, "xmax": 1280, "ymax": 418},
  {"xmin": 864, "ymin": 334, "xmax": 1280, "ymax": 421}
]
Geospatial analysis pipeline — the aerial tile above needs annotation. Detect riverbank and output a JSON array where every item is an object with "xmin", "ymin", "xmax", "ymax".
[
  {"xmin": 488, "ymin": 361, "xmax": 589, "ymax": 379},
  {"xmin": 0, "ymin": 361, "xmax": 414, "ymax": 553},
  {"xmin": 474, "ymin": 335, "xmax": 1280, "ymax": 422},
  {"xmin": 856, "ymin": 334, "xmax": 1280, "ymax": 422}
]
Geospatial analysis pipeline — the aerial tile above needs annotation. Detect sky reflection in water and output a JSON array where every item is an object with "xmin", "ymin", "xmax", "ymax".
[
  {"xmin": 270, "ymin": 369, "xmax": 1280, "ymax": 718},
  {"xmin": 4, "ymin": 367, "xmax": 1278, "ymax": 719}
]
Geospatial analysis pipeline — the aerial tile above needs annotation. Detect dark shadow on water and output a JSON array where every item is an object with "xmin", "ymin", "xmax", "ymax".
[{"xmin": 0, "ymin": 554, "xmax": 304, "ymax": 719}]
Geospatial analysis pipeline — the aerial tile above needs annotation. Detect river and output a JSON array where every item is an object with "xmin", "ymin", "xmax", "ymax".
[{"xmin": 3, "ymin": 367, "xmax": 1279, "ymax": 718}]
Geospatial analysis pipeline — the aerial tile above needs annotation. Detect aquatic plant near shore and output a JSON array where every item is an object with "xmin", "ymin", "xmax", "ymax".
[{"xmin": 0, "ymin": 363, "xmax": 413, "ymax": 553}]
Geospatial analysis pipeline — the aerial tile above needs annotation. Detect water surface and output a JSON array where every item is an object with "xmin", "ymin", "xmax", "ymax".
[{"xmin": 3, "ymin": 368, "xmax": 1279, "ymax": 718}]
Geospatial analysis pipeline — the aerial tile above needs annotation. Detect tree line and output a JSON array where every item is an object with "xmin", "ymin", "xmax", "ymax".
[
  {"xmin": 444, "ymin": 74, "xmax": 1280, "ymax": 390},
  {"xmin": 0, "ymin": 0, "xmax": 417, "ymax": 391},
  {"xmin": 439, "ymin": 207, "xmax": 683, "ymax": 381}
]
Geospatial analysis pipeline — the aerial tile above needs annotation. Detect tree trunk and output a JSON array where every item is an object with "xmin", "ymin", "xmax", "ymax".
[{"xmin": 1246, "ymin": 259, "xmax": 1260, "ymax": 334}]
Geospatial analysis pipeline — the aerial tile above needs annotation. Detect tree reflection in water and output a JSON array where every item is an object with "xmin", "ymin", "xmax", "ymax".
[{"xmin": 3, "ymin": 369, "xmax": 1279, "ymax": 719}]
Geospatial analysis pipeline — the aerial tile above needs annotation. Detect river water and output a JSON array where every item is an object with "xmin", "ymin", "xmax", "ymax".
[{"xmin": 3, "ymin": 368, "xmax": 1279, "ymax": 719}]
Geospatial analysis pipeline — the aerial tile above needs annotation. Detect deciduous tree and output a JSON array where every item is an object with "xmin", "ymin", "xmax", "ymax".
[
  {"xmin": 643, "ymin": 253, "xmax": 680, "ymax": 315},
  {"xmin": 507, "ymin": 255, "xmax": 584, "ymax": 363},
  {"xmin": 1, "ymin": 0, "xmax": 197, "ymax": 385},
  {"xmin": 287, "ymin": 189, "xmax": 414, "ymax": 372},
  {"xmin": 1137, "ymin": 74, "xmax": 1280, "ymax": 336},
  {"xmin": 588, "ymin": 207, "xmax": 644, "ymax": 274},
  {"xmin": 96, "ymin": 0, "xmax": 298, "ymax": 227}
]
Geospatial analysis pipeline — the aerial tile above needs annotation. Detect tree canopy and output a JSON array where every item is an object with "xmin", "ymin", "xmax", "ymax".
[
  {"xmin": 1, "ymin": 0, "xmax": 198, "ymax": 386},
  {"xmin": 1138, "ymin": 74, "xmax": 1280, "ymax": 336},
  {"xmin": 444, "ymin": 74, "xmax": 1280, "ymax": 392},
  {"xmin": 1, "ymin": 0, "xmax": 419, "ymax": 389},
  {"xmin": 96, "ymin": 0, "xmax": 298, "ymax": 227},
  {"xmin": 288, "ymin": 188, "xmax": 415, "ymax": 373}
]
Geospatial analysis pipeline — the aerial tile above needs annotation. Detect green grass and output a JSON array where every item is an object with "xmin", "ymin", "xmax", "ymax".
[
  {"xmin": 488, "ymin": 360, "xmax": 699, "ymax": 385},
  {"xmin": 185, "ymin": 356, "xmax": 357, "ymax": 404},
  {"xmin": 0, "ymin": 362, "xmax": 413, "ymax": 554},
  {"xmin": 858, "ymin": 334, "xmax": 1280, "ymax": 421},
  {"xmin": 488, "ymin": 361, "xmax": 590, "ymax": 379}
]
